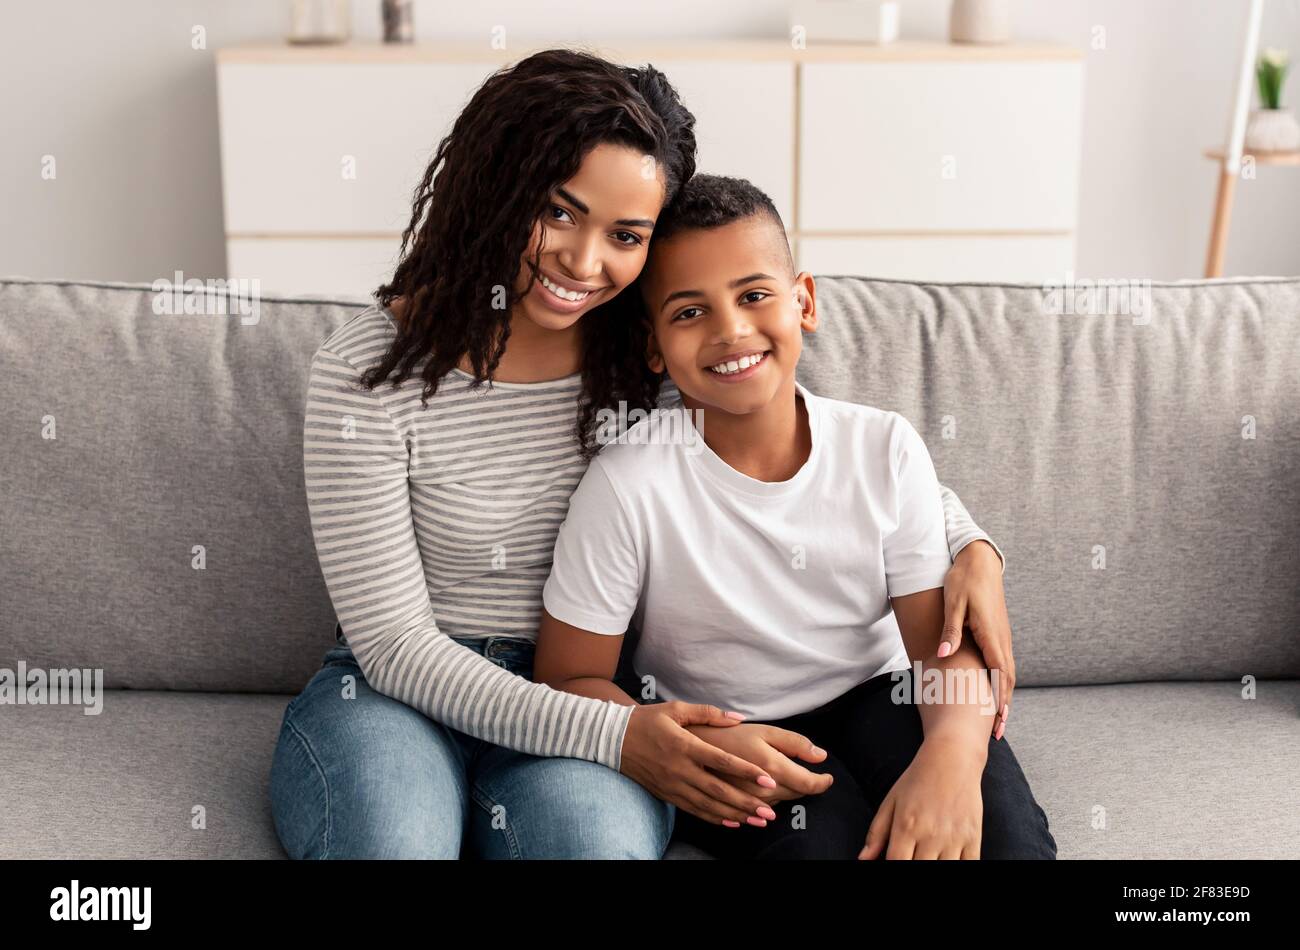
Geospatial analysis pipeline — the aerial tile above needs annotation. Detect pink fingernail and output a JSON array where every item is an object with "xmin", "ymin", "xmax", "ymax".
[
  {"xmin": 757, "ymin": 775, "xmax": 777, "ymax": 788},
  {"xmin": 937, "ymin": 642, "xmax": 952, "ymax": 658},
  {"xmin": 724, "ymin": 711, "xmax": 746, "ymax": 720},
  {"xmin": 758, "ymin": 806, "xmax": 777, "ymax": 820},
  {"xmin": 723, "ymin": 819, "xmax": 740, "ymax": 828},
  {"xmin": 746, "ymin": 816, "xmax": 767, "ymax": 827}
]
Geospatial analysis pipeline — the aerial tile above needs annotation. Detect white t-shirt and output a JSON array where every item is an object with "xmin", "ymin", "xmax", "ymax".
[{"xmin": 541, "ymin": 380, "xmax": 952, "ymax": 721}]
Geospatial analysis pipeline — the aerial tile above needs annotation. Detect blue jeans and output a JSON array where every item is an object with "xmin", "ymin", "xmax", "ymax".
[{"xmin": 269, "ymin": 625, "xmax": 673, "ymax": 859}]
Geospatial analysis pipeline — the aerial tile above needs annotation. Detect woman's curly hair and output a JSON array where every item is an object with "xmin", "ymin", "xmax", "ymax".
[{"xmin": 360, "ymin": 47, "xmax": 697, "ymax": 459}]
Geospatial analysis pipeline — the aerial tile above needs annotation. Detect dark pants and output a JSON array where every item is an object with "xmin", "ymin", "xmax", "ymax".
[{"xmin": 672, "ymin": 667, "xmax": 1057, "ymax": 860}]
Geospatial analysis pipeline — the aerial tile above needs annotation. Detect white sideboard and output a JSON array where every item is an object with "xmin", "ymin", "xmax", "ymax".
[{"xmin": 215, "ymin": 40, "xmax": 1083, "ymax": 296}]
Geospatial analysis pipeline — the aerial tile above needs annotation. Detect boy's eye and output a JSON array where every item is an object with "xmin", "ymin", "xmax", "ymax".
[{"xmin": 742, "ymin": 290, "xmax": 769, "ymax": 304}]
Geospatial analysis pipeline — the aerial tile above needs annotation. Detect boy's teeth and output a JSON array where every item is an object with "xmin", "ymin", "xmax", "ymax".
[
  {"xmin": 709, "ymin": 352, "xmax": 766, "ymax": 374},
  {"xmin": 540, "ymin": 274, "xmax": 590, "ymax": 301}
]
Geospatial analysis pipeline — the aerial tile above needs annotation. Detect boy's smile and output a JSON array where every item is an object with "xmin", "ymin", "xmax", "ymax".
[{"xmin": 704, "ymin": 347, "xmax": 771, "ymax": 382}]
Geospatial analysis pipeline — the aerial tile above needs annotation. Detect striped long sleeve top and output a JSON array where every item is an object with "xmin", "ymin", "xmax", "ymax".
[{"xmin": 302, "ymin": 303, "xmax": 1003, "ymax": 771}]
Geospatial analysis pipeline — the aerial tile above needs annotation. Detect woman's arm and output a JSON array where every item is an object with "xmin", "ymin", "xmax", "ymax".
[
  {"xmin": 303, "ymin": 344, "xmax": 633, "ymax": 769},
  {"xmin": 936, "ymin": 483, "xmax": 1014, "ymax": 739},
  {"xmin": 937, "ymin": 483, "xmax": 1005, "ymax": 570}
]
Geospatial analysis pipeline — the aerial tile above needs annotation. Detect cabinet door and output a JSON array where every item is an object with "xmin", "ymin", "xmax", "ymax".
[
  {"xmin": 799, "ymin": 61, "xmax": 1083, "ymax": 231},
  {"xmin": 797, "ymin": 235, "xmax": 1075, "ymax": 282},
  {"xmin": 218, "ymin": 62, "xmax": 499, "ymax": 233}
]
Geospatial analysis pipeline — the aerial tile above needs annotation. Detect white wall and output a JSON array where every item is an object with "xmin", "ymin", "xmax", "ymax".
[{"xmin": 3, "ymin": 0, "xmax": 1298, "ymax": 283}]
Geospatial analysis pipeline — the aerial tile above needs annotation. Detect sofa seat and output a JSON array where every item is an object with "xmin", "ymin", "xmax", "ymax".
[{"xmin": 3, "ymin": 680, "xmax": 1294, "ymax": 860}]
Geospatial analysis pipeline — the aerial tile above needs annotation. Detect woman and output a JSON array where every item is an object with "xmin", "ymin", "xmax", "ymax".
[{"xmin": 269, "ymin": 47, "xmax": 1014, "ymax": 859}]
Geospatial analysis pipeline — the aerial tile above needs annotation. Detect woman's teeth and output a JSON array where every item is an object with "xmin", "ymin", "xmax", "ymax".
[
  {"xmin": 539, "ymin": 273, "xmax": 591, "ymax": 302},
  {"xmin": 708, "ymin": 351, "xmax": 768, "ymax": 375}
]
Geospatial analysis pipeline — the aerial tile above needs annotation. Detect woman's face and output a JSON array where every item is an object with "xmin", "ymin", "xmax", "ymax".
[{"xmin": 513, "ymin": 141, "xmax": 666, "ymax": 333}]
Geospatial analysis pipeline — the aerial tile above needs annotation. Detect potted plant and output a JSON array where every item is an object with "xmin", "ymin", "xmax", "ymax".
[{"xmin": 1244, "ymin": 48, "xmax": 1300, "ymax": 153}]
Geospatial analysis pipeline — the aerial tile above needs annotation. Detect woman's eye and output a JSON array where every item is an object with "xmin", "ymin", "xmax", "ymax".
[
  {"xmin": 672, "ymin": 307, "xmax": 702, "ymax": 322},
  {"xmin": 613, "ymin": 230, "xmax": 643, "ymax": 247},
  {"xmin": 549, "ymin": 205, "xmax": 573, "ymax": 224}
]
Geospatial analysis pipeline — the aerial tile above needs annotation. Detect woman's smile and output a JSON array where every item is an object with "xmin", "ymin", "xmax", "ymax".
[{"xmin": 532, "ymin": 267, "xmax": 607, "ymax": 313}]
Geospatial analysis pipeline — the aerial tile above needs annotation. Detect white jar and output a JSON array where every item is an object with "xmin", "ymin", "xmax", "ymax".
[
  {"xmin": 950, "ymin": 0, "xmax": 1012, "ymax": 45},
  {"xmin": 288, "ymin": 0, "xmax": 351, "ymax": 45}
]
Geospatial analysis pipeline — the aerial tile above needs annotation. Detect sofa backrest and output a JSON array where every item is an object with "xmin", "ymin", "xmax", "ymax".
[
  {"xmin": 1, "ymin": 279, "xmax": 365, "ymax": 694},
  {"xmin": 1, "ymin": 276, "xmax": 1297, "ymax": 694},
  {"xmin": 798, "ymin": 275, "xmax": 1300, "ymax": 685}
]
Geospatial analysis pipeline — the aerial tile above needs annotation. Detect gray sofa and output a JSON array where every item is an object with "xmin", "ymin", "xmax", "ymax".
[{"xmin": 2, "ymin": 275, "xmax": 1297, "ymax": 860}]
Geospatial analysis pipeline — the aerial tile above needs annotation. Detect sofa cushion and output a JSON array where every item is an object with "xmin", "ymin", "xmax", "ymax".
[{"xmin": 2, "ymin": 681, "xmax": 1295, "ymax": 859}]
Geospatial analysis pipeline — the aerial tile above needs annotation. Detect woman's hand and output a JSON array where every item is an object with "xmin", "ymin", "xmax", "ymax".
[
  {"xmin": 619, "ymin": 701, "xmax": 784, "ymax": 827},
  {"xmin": 859, "ymin": 737, "xmax": 985, "ymax": 859},
  {"xmin": 685, "ymin": 723, "xmax": 835, "ymax": 821},
  {"xmin": 941, "ymin": 540, "xmax": 1015, "ymax": 740}
]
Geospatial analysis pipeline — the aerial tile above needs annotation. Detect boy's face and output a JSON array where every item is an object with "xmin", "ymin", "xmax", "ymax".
[{"xmin": 640, "ymin": 216, "xmax": 817, "ymax": 417}]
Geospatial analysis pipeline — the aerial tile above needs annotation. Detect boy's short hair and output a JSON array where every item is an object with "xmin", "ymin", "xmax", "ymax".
[{"xmin": 648, "ymin": 173, "xmax": 794, "ymax": 278}]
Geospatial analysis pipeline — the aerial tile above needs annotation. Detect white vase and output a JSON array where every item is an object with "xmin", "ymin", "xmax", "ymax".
[
  {"xmin": 288, "ymin": 0, "xmax": 351, "ymax": 45},
  {"xmin": 1243, "ymin": 108, "xmax": 1300, "ymax": 153},
  {"xmin": 950, "ymin": 0, "xmax": 1012, "ymax": 44}
]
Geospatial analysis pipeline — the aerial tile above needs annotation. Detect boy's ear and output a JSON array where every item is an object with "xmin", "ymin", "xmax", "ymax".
[
  {"xmin": 645, "ymin": 324, "xmax": 666, "ymax": 374},
  {"xmin": 792, "ymin": 272, "xmax": 818, "ymax": 333}
]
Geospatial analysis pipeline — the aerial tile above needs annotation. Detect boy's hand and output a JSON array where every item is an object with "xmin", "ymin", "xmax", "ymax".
[
  {"xmin": 859, "ymin": 737, "xmax": 984, "ymax": 859},
  {"xmin": 686, "ymin": 723, "xmax": 835, "ymax": 818}
]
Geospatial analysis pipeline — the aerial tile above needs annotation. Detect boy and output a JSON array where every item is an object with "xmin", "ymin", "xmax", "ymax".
[{"xmin": 534, "ymin": 175, "xmax": 1055, "ymax": 860}]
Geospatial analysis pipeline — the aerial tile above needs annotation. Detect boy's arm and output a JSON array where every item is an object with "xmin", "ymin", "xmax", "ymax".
[
  {"xmin": 885, "ymin": 415, "xmax": 995, "ymax": 766},
  {"xmin": 534, "ymin": 610, "xmax": 637, "ymax": 707},
  {"xmin": 533, "ymin": 460, "xmax": 688, "ymax": 707},
  {"xmin": 891, "ymin": 588, "xmax": 994, "ymax": 768},
  {"xmin": 536, "ymin": 457, "xmax": 786, "ymax": 826}
]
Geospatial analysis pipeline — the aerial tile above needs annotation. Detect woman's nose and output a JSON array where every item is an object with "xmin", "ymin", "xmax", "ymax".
[{"xmin": 557, "ymin": 233, "xmax": 602, "ymax": 283}]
